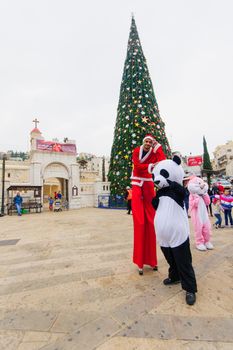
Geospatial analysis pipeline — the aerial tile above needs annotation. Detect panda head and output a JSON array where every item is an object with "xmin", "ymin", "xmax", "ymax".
[{"xmin": 152, "ymin": 155, "xmax": 184, "ymax": 189}]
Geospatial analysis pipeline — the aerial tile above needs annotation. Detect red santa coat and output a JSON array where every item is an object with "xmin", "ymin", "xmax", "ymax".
[{"xmin": 131, "ymin": 143, "xmax": 166, "ymax": 268}]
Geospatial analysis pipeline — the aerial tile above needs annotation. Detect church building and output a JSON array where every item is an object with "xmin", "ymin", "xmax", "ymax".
[{"xmin": 0, "ymin": 121, "xmax": 110, "ymax": 213}]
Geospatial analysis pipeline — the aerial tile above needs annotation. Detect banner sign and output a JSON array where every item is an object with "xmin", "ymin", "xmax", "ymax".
[
  {"xmin": 187, "ymin": 156, "xmax": 203, "ymax": 167},
  {"xmin": 36, "ymin": 140, "xmax": 76, "ymax": 154}
]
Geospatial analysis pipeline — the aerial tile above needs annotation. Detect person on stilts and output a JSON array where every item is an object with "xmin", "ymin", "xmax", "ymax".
[{"xmin": 131, "ymin": 134, "xmax": 166, "ymax": 275}]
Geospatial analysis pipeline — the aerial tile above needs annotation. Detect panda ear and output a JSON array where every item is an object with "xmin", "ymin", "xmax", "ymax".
[{"xmin": 173, "ymin": 155, "xmax": 181, "ymax": 165}]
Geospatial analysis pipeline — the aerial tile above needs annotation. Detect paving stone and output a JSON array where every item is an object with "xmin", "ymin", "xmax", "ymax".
[
  {"xmin": 41, "ymin": 316, "xmax": 122, "ymax": 350},
  {"xmin": 150, "ymin": 274, "xmax": 233, "ymax": 318},
  {"xmin": 96, "ymin": 336, "xmax": 164, "ymax": 350},
  {"xmin": 17, "ymin": 342, "xmax": 48, "ymax": 350},
  {"xmin": 111, "ymin": 285, "xmax": 176, "ymax": 325},
  {"xmin": 195, "ymin": 244, "xmax": 233, "ymax": 277},
  {"xmin": 0, "ymin": 272, "xmax": 82, "ymax": 296},
  {"xmin": 0, "ymin": 310, "xmax": 57, "ymax": 331},
  {"xmin": 96, "ymin": 337, "xmax": 233, "ymax": 350},
  {"xmin": 0, "ymin": 330, "xmax": 24, "ymax": 350},
  {"xmin": 23, "ymin": 331, "xmax": 51, "ymax": 342},
  {"xmin": 118, "ymin": 314, "xmax": 175, "ymax": 340},
  {"xmin": 101, "ymin": 252, "xmax": 128, "ymax": 262},
  {"xmin": 0, "ymin": 239, "xmax": 20, "ymax": 246},
  {"xmin": 8, "ymin": 260, "xmax": 77, "ymax": 276},
  {"xmin": 172, "ymin": 315, "xmax": 233, "ymax": 342},
  {"xmin": 82, "ymin": 267, "xmax": 114, "ymax": 280},
  {"xmin": 51, "ymin": 311, "xmax": 99, "ymax": 333}
]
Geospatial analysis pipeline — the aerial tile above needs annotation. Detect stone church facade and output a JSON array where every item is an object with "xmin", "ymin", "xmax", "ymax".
[{"xmin": 0, "ymin": 126, "xmax": 110, "ymax": 212}]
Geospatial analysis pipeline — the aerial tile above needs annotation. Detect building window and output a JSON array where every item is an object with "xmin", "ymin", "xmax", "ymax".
[{"xmin": 7, "ymin": 173, "xmax": 10, "ymax": 178}]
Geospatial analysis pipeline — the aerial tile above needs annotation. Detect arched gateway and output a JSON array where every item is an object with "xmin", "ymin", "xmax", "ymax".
[{"xmin": 29, "ymin": 126, "xmax": 81, "ymax": 209}]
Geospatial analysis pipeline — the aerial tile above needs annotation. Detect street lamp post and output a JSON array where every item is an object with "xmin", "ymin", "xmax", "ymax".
[{"xmin": 0, "ymin": 153, "xmax": 7, "ymax": 216}]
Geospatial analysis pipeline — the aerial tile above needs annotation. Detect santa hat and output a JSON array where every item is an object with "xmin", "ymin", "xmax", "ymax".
[{"xmin": 143, "ymin": 134, "xmax": 155, "ymax": 143}]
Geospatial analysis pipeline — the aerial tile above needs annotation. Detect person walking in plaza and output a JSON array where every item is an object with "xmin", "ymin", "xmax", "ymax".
[
  {"xmin": 220, "ymin": 188, "xmax": 233, "ymax": 227},
  {"xmin": 131, "ymin": 134, "xmax": 166, "ymax": 275},
  {"xmin": 212, "ymin": 198, "xmax": 223, "ymax": 228},
  {"xmin": 14, "ymin": 191, "xmax": 23, "ymax": 216},
  {"xmin": 183, "ymin": 176, "xmax": 191, "ymax": 218},
  {"xmin": 48, "ymin": 196, "xmax": 54, "ymax": 211},
  {"xmin": 124, "ymin": 186, "xmax": 132, "ymax": 214},
  {"xmin": 57, "ymin": 191, "xmax": 62, "ymax": 200},
  {"xmin": 207, "ymin": 187, "xmax": 214, "ymax": 217}
]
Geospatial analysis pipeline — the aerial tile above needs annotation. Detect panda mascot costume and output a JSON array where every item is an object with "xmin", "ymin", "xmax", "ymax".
[{"xmin": 152, "ymin": 155, "xmax": 197, "ymax": 305}]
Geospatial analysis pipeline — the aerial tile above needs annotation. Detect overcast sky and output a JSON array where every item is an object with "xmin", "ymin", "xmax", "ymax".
[{"xmin": 0, "ymin": 0, "xmax": 232, "ymax": 158}]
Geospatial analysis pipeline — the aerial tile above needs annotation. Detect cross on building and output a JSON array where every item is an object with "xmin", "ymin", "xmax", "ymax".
[{"xmin": 33, "ymin": 118, "xmax": 39, "ymax": 128}]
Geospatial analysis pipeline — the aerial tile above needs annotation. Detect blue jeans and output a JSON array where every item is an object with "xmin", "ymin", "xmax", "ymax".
[
  {"xmin": 224, "ymin": 209, "xmax": 233, "ymax": 226},
  {"xmin": 214, "ymin": 213, "xmax": 222, "ymax": 226},
  {"xmin": 15, "ymin": 203, "xmax": 22, "ymax": 215}
]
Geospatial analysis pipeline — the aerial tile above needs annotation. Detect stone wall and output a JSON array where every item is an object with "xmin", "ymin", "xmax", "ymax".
[{"xmin": 80, "ymin": 181, "xmax": 110, "ymax": 208}]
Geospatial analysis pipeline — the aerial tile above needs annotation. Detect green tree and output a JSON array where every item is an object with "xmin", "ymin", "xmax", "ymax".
[
  {"xmin": 108, "ymin": 16, "xmax": 171, "ymax": 195},
  {"xmin": 203, "ymin": 136, "xmax": 213, "ymax": 186},
  {"xmin": 8, "ymin": 150, "xmax": 28, "ymax": 160}
]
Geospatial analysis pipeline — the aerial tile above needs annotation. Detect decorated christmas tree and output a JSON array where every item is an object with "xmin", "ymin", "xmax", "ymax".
[{"xmin": 108, "ymin": 16, "xmax": 171, "ymax": 195}]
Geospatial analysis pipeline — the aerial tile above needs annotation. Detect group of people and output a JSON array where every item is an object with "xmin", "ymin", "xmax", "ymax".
[
  {"xmin": 183, "ymin": 180, "xmax": 233, "ymax": 229},
  {"xmin": 125, "ymin": 134, "xmax": 224, "ymax": 306},
  {"xmin": 212, "ymin": 188, "xmax": 233, "ymax": 228},
  {"xmin": 48, "ymin": 191, "xmax": 63, "ymax": 211},
  {"xmin": 126, "ymin": 134, "xmax": 197, "ymax": 305},
  {"xmin": 13, "ymin": 190, "xmax": 64, "ymax": 214}
]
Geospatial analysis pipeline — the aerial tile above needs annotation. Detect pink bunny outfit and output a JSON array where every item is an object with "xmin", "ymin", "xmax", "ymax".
[{"xmin": 188, "ymin": 177, "xmax": 213, "ymax": 250}]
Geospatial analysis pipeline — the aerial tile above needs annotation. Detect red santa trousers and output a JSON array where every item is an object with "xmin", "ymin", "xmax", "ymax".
[{"xmin": 132, "ymin": 181, "xmax": 157, "ymax": 269}]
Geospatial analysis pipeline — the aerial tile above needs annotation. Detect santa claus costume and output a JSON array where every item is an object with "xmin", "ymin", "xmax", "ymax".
[{"xmin": 131, "ymin": 134, "xmax": 166, "ymax": 274}]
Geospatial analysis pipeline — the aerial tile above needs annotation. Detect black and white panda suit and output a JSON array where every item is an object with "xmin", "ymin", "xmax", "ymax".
[{"xmin": 152, "ymin": 156, "xmax": 197, "ymax": 296}]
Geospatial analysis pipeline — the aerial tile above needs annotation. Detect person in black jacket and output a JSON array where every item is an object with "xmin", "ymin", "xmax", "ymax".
[
  {"xmin": 183, "ymin": 176, "xmax": 191, "ymax": 218},
  {"xmin": 124, "ymin": 186, "xmax": 132, "ymax": 214},
  {"xmin": 207, "ymin": 187, "xmax": 213, "ymax": 217}
]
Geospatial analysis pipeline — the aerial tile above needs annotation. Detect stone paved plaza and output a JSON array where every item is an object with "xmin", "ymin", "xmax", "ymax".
[{"xmin": 0, "ymin": 208, "xmax": 233, "ymax": 349}]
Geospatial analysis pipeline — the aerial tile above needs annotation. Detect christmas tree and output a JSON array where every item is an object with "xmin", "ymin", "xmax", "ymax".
[
  {"xmin": 108, "ymin": 16, "xmax": 171, "ymax": 195},
  {"xmin": 203, "ymin": 136, "xmax": 213, "ymax": 186}
]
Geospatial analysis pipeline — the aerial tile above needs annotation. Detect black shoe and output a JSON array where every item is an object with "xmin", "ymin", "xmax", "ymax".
[
  {"xmin": 186, "ymin": 292, "xmax": 196, "ymax": 305},
  {"xmin": 163, "ymin": 278, "xmax": 180, "ymax": 286},
  {"xmin": 138, "ymin": 269, "xmax": 143, "ymax": 275},
  {"xmin": 152, "ymin": 266, "xmax": 158, "ymax": 271}
]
